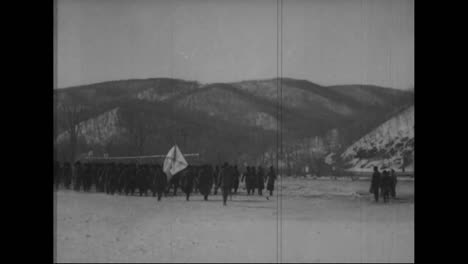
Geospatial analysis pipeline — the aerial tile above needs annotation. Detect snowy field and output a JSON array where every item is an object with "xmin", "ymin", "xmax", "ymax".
[{"xmin": 54, "ymin": 177, "xmax": 414, "ymax": 263}]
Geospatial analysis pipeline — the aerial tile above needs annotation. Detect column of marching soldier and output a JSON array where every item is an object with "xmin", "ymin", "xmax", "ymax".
[{"xmin": 53, "ymin": 161, "xmax": 277, "ymax": 205}]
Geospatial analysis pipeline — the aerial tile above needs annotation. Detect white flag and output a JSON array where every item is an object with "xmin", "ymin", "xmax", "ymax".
[{"xmin": 163, "ymin": 145, "xmax": 188, "ymax": 181}]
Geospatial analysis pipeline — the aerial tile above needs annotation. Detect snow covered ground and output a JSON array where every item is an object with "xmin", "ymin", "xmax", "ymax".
[{"xmin": 55, "ymin": 178, "xmax": 414, "ymax": 263}]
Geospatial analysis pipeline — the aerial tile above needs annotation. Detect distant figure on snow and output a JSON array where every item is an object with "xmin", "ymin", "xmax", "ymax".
[
  {"xmin": 380, "ymin": 170, "xmax": 391, "ymax": 203},
  {"xmin": 256, "ymin": 166, "xmax": 265, "ymax": 196},
  {"xmin": 390, "ymin": 169, "xmax": 398, "ymax": 199},
  {"xmin": 370, "ymin": 166, "xmax": 381, "ymax": 202},
  {"xmin": 266, "ymin": 166, "xmax": 276, "ymax": 200},
  {"xmin": 219, "ymin": 163, "xmax": 234, "ymax": 206}
]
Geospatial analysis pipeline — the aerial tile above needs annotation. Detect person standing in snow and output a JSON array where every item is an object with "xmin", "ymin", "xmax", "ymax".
[
  {"xmin": 251, "ymin": 166, "xmax": 257, "ymax": 195},
  {"xmin": 242, "ymin": 166, "xmax": 254, "ymax": 195},
  {"xmin": 197, "ymin": 164, "xmax": 214, "ymax": 201},
  {"xmin": 380, "ymin": 170, "xmax": 391, "ymax": 203},
  {"xmin": 390, "ymin": 169, "xmax": 397, "ymax": 199},
  {"xmin": 219, "ymin": 163, "xmax": 233, "ymax": 206},
  {"xmin": 256, "ymin": 166, "xmax": 265, "ymax": 196},
  {"xmin": 63, "ymin": 162, "xmax": 72, "ymax": 190},
  {"xmin": 213, "ymin": 165, "xmax": 220, "ymax": 195},
  {"xmin": 370, "ymin": 166, "xmax": 381, "ymax": 202},
  {"xmin": 73, "ymin": 161, "xmax": 83, "ymax": 191},
  {"xmin": 54, "ymin": 161, "xmax": 61, "ymax": 190},
  {"xmin": 232, "ymin": 165, "xmax": 240, "ymax": 194},
  {"xmin": 179, "ymin": 166, "xmax": 196, "ymax": 201},
  {"xmin": 151, "ymin": 164, "xmax": 167, "ymax": 201},
  {"xmin": 266, "ymin": 166, "xmax": 277, "ymax": 200}
]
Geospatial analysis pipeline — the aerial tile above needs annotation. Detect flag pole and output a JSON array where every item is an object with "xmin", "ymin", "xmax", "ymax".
[{"xmin": 83, "ymin": 153, "xmax": 199, "ymax": 161}]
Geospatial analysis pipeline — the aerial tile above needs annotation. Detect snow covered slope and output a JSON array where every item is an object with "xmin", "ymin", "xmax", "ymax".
[
  {"xmin": 341, "ymin": 105, "xmax": 414, "ymax": 172},
  {"xmin": 56, "ymin": 108, "xmax": 123, "ymax": 146}
]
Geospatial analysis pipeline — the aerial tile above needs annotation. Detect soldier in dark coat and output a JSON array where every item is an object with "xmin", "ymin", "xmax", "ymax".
[
  {"xmin": 77, "ymin": 163, "xmax": 86, "ymax": 191},
  {"xmin": 369, "ymin": 166, "xmax": 381, "ymax": 202},
  {"xmin": 266, "ymin": 166, "xmax": 276, "ymax": 199},
  {"xmin": 82, "ymin": 163, "xmax": 89, "ymax": 192},
  {"xmin": 94, "ymin": 163, "xmax": 101, "ymax": 192},
  {"xmin": 198, "ymin": 165, "xmax": 214, "ymax": 200},
  {"xmin": 63, "ymin": 162, "xmax": 72, "ymax": 189},
  {"xmin": 167, "ymin": 171, "xmax": 182, "ymax": 196},
  {"xmin": 73, "ymin": 162, "xmax": 83, "ymax": 191},
  {"xmin": 136, "ymin": 164, "xmax": 147, "ymax": 196},
  {"xmin": 107, "ymin": 163, "xmax": 116, "ymax": 194},
  {"xmin": 241, "ymin": 166, "xmax": 248, "ymax": 194},
  {"xmin": 193, "ymin": 166, "xmax": 200, "ymax": 194},
  {"xmin": 89, "ymin": 163, "xmax": 96, "ymax": 191},
  {"xmin": 256, "ymin": 166, "xmax": 265, "ymax": 196},
  {"xmin": 232, "ymin": 165, "xmax": 240, "ymax": 194},
  {"xmin": 102, "ymin": 163, "xmax": 110, "ymax": 193},
  {"xmin": 89, "ymin": 163, "xmax": 97, "ymax": 192},
  {"xmin": 81, "ymin": 163, "xmax": 88, "ymax": 192},
  {"xmin": 123, "ymin": 164, "xmax": 132, "ymax": 195},
  {"xmin": 116, "ymin": 163, "xmax": 125, "ymax": 194},
  {"xmin": 96, "ymin": 163, "xmax": 106, "ymax": 193},
  {"xmin": 241, "ymin": 166, "xmax": 252, "ymax": 195},
  {"xmin": 390, "ymin": 169, "xmax": 397, "ymax": 199},
  {"xmin": 54, "ymin": 161, "xmax": 61, "ymax": 190},
  {"xmin": 213, "ymin": 165, "xmax": 220, "ymax": 195},
  {"xmin": 106, "ymin": 163, "xmax": 116, "ymax": 194},
  {"xmin": 219, "ymin": 163, "xmax": 233, "ymax": 206},
  {"xmin": 179, "ymin": 166, "xmax": 196, "ymax": 201},
  {"xmin": 129, "ymin": 164, "xmax": 138, "ymax": 196},
  {"xmin": 380, "ymin": 170, "xmax": 391, "ymax": 203},
  {"xmin": 251, "ymin": 167, "xmax": 257, "ymax": 195},
  {"xmin": 151, "ymin": 164, "xmax": 167, "ymax": 201},
  {"xmin": 82, "ymin": 163, "xmax": 89, "ymax": 191}
]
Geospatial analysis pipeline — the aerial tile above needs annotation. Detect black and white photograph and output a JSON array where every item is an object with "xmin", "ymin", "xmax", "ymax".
[{"xmin": 53, "ymin": 0, "xmax": 414, "ymax": 262}]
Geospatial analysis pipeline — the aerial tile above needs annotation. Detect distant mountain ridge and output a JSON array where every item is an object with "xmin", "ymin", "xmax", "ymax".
[{"xmin": 54, "ymin": 77, "xmax": 413, "ymax": 166}]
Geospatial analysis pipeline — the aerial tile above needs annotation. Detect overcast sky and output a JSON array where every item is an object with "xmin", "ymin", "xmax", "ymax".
[{"xmin": 56, "ymin": 0, "xmax": 414, "ymax": 90}]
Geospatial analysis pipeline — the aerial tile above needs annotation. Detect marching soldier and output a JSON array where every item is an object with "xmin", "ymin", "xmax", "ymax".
[
  {"xmin": 390, "ymin": 169, "xmax": 397, "ymax": 199},
  {"xmin": 106, "ymin": 163, "xmax": 115, "ymax": 194},
  {"xmin": 123, "ymin": 164, "xmax": 132, "ymax": 195},
  {"xmin": 83, "ymin": 163, "xmax": 93, "ymax": 192},
  {"xmin": 96, "ymin": 163, "xmax": 106, "ymax": 193},
  {"xmin": 73, "ymin": 162, "xmax": 83, "ymax": 191},
  {"xmin": 54, "ymin": 161, "xmax": 61, "ymax": 190},
  {"xmin": 213, "ymin": 165, "xmax": 220, "ymax": 195},
  {"xmin": 180, "ymin": 166, "xmax": 196, "ymax": 201},
  {"xmin": 129, "ymin": 163, "xmax": 138, "ymax": 196},
  {"xmin": 152, "ymin": 164, "xmax": 167, "ymax": 201},
  {"xmin": 63, "ymin": 162, "xmax": 72, "ymax": 189},
  {"xmin": 380, "ymin": 170, "xmax": 391, "ymax": 203},
  {"xmin": 136, "ymin": 164, "xmax": 148, "ymax": 196},
  {"xmin": 251, "ymin": 166, "xmax": 257, "ymax": 195},
  {"xmin": 219, "ymin": 163, "xmax": 233, "ymax": 206},
  {"xmin": 266, "ymin": 166, "xmax": 276, "ymax": 200},
  {"xmin": 198, "ymin": 165, "xmax": 214, "ymax": 201},
  {"xmin": 241, "ymin": 166, "xmax": 251, "ymax": 195},
  {"xmin": 256, "ymin": 166, "xmax": 265, "ymax": 196},
  {"xmin": 116, "ymin": 163, "xmax": 125, "ymax": 194},
  {"xmin": 369, "ymin": 166, "xmax": 381, "ymax": 202},
  {"xmin": 112, "ymin": 163, "xmax": 122, "ymax": 195},
  {"xmin": 232, "ymin": 165, "xmax": 240, "ymax": 194}
]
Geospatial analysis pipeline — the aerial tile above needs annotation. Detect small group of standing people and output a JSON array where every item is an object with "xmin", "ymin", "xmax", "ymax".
[
  {"xmin": 370, "ymin": 166, "xmax": 398, "ymax": 203},
  {"xmin": 241, "ymin": 165, "xmax": 277, "ymax": 200},
  {"xmin": 217, "ymin": 164, "xmax": 277, "ymax": 205}
]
